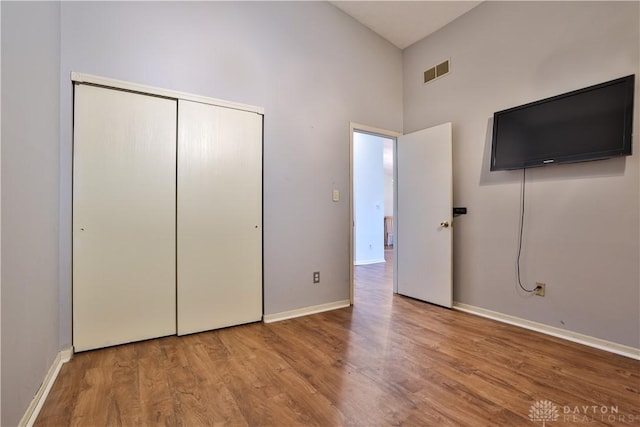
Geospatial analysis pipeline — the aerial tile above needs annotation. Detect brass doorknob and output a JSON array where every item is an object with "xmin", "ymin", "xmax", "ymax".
[{"xmin": 440, "ymin": 221, "xmax": 450, "ymax": 228}]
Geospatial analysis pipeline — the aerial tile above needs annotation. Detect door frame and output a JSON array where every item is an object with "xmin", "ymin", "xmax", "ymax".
[
  {"xmin": 70, "ymin": 72, "xmax": 265, "ymax": 351},
  {"xmin": 349, "ymin": 122, "xmax": 402, "ymax": 304}
]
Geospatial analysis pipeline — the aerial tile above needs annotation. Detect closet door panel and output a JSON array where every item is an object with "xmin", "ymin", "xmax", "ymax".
[
  {"xmin": 73, "ymin": 85, "xmax": 177, "ymax": 352},
  {"xmin": 177, "ymin": 100, "xmax": 262, "ymax": 335}
]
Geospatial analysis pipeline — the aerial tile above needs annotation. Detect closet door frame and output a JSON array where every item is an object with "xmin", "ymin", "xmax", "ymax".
[
  {"xmin": 71, "ymin": 72, "xmax": 264, "ymax": 352},
  {"xmin": 71, "ymin": 72, "xmax": 264, "ymax": 115}
]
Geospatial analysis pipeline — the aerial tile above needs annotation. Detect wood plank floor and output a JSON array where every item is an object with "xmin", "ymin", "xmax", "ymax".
[{"xmin": 36, "ymin": 252, "xmax": 639, "ymax": 426}]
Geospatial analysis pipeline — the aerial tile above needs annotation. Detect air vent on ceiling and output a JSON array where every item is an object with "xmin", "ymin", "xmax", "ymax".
[{"xmin": 424, "ymin": 59, "xmax": 450, "ymax": 84}]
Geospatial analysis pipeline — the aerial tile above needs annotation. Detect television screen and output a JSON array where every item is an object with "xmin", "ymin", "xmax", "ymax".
[{"xmin": 491, "ymin": 75, "xmax": 635, "ymax": 171}]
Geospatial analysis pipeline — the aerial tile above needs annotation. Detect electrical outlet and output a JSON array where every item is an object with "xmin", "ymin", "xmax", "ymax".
[
  {"xmin": 313, "ymin": 271, "xmax": 320, "ymax": 284},
  {"xmin": 534, "ymin": 282, "xmax": 546, "ymax": 297}
]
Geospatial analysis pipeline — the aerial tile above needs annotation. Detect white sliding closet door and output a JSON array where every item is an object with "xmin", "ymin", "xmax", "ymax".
[
  {"xmin": 177, "ymin": 100, "xmax": 262, "ymax": 335},
  {"xmin": 73, "ymin": 85, "xmax": 177, "ymax": 352}
]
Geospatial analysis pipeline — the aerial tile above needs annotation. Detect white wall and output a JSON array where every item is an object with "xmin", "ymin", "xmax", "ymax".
[
  {"xmin": 354, "ymin": 132, "xmax": 385, "ymax": 265},
  {"xmin": 57, "ymin": 1, "xmax": 403, "ymax": 345},
  {"xmin": 403, "ymin": 1, "xmax": 639, "ymax": 348},
  {"xmin": 383, "ymin": 139, "xmax": 394, "ymax": 217},
  {"xmin": 1, "ymin": 2, "xmax": 61, "ymax": 425}
]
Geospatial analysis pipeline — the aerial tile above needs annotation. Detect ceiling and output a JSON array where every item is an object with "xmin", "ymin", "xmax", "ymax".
[{"xmin": 329, "ymin": 1, "xmax": 482, "ymax": 49}]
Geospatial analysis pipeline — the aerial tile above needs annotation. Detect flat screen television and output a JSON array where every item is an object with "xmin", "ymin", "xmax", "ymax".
[{"xmin": 490, "ymin": 75, "xmax": 635, "ymax": 171}]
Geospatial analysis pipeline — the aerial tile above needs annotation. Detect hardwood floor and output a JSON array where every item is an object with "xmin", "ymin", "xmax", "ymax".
[{"xmin": 36, "ymin": 252, "xmax": 639, "ymax": 426}]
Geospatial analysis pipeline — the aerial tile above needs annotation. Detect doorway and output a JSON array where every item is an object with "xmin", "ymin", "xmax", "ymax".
[
  {"xmin": 349, "ymin": 123, "xmax": 401, "ymax": 304},
  {"xmin": 350, "ymin": 122, "xmax": 453, "ymax": 308}
]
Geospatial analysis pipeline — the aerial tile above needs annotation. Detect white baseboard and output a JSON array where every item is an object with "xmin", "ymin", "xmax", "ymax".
[
  {"xmin": 453, "ymin": 302, "xmax": 640, "ymax": 360},
  {"xmin": 264, "ymin": 299, "xmax": 351, "ymax": 323},
  {"xmin": 20, "ymin": 347, "xmax": 73, "ymax": 427},
  {"xmin": 354, "ymin": 258, "xmax": 386, "ymax": 266}
]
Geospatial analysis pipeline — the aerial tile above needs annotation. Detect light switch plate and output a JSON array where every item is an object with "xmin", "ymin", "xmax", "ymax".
[{"xmin": 332, "ymin": 189, "xmax": 340, "ymax": 202}]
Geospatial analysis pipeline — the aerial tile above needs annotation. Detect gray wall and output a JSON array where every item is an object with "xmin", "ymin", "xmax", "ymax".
[
  {"xmin": 1, "ymin": 2, "xmax": 61, "ymax": 425},
  {"xmin": 4, "ymin": 2, "xmax": 637, "ymax": 424},
  {"xmin": 403, "ymin": 1, "xmax": 640, "ymax": 347},
  {"xmin": 58, "ymin": 1, "xmax": 403, "ymax": 346}
]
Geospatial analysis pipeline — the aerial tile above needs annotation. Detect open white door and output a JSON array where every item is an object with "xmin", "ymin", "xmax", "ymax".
[{"xmin": 396, "ymin": 122, "xmax": 453, "ymax": 307}]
